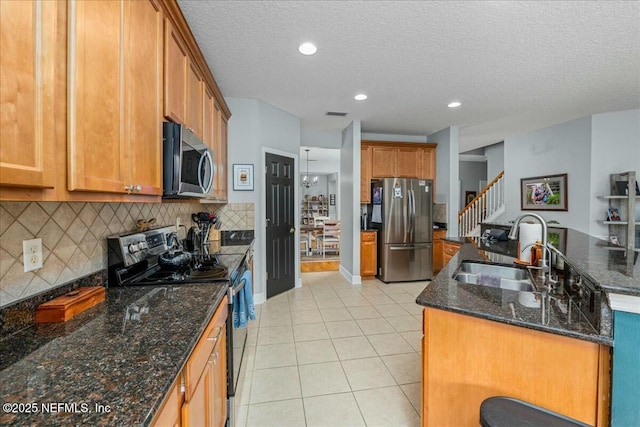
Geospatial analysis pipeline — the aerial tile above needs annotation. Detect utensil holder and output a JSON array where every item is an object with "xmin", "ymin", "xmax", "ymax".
[{"xmin": 209, "ymin": 229, "xmax": 221, "ymax": 241}]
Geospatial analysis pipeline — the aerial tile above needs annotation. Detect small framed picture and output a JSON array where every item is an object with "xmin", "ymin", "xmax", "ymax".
[
  {"xmin": 233, "ymin": 164, "xmax": 254, "ymax": 191},
  {"xmin": 607, "ymin": 207, "xmax": 621, "ymax": 221},
  {"xmin": 609, "ymin": 235, "xmax": 621, "ymax": 246},
  {"xmin": 465, "ymin": 191, "xmax": 477, "ymax": 205}
]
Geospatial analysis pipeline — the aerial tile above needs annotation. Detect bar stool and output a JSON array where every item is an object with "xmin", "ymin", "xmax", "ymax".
[{"xmin": 480, "ymin": 397, "xmax": 591, "ymax": 427}]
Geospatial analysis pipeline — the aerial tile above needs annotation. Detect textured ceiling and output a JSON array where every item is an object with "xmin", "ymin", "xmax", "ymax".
[{"xmin": 178, "ymin": 1, "xmax": 640, "ymax": 152}]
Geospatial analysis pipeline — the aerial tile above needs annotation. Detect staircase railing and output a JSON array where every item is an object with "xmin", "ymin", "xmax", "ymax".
[{"xmin": 458, "ymin": 171, "xmax": 505, "ymax": 236}]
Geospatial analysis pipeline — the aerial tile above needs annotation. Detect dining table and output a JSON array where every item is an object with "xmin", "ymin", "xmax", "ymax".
[{"xmin": 300, "ymin": 224, "xmax": 324, "ymax": 256}]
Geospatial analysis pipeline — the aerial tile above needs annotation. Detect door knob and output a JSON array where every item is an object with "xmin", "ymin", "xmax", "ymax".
[{"xmin": 290, "ymin": 228, "xmax": 295, "ymax": 234}]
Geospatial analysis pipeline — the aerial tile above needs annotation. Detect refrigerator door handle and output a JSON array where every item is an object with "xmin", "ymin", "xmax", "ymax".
[
  {"xmin": 389, "ymin": 243, "xmax": 431, "ymax": 251},
  {"xmin": 412, "ymin": 189, "xmax": 416, "ymax": 236},
  {"xmin": 409, "ymin": 189, "xmax": 416, "ymax": 239},
  {"xmin": 407, "ymin": 190, "xmax": 412, "ymax": 240}
]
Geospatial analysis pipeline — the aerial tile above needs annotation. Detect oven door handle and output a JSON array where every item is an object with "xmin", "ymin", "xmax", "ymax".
[{"xmin": 227, "ymin": 278, "xmax": 247, "ymax": 301}]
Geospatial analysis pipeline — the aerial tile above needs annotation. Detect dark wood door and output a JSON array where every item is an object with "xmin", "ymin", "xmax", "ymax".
[{"xmin": 265, "ymin": 152, "xmax": 295, "ymax": 298}]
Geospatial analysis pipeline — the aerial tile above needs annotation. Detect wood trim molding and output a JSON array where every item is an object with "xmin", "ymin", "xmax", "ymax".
[
  {"xmin": 361, "ymin": 140, "xmax": 437, "ymax": 149},
  {"xmin": 458, "ymin": 170, "xmax": 504, "ymax": 218},
  {"xmin": 160, "ymin": 0, "xmax": 231, "ymax": 119}
]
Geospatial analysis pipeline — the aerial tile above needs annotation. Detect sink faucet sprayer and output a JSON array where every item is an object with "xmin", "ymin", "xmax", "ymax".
[{"xmin": 508, "ymin": 213, "xmax": 553, "ymax": 289}]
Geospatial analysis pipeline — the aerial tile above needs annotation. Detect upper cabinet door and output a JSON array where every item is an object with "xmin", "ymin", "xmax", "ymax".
[
  {"xmin": 164, "ymin": 18, "xmax": 188, "ymax": 124},
  {"xmin": 185, "ymin": 61, "xmax": 204, "ymax": 139},
  {"xmin": 125, "ymin": 0, "xmax": 163, "ymax": 195},
  {"xmin": 360, "ymin": 145, "xmax": 372, "ymax": 203},
  {"xmin": 371, "ymin": 146, "xmax": 396, "ymax": 178},
  {"xmin": 67, "ymin": 0, "xmax": 127, "ymax": 193},
  {"xmin": 218, "ymin": 116, "xmax": 228, "ymax": 201},
  {"xmin": 396, "ymin": 147, "xmax": 420, "ymax": 178},
  {"xmin": 0, "ymin": 0, "xmax": 56, "ymax": 188}
]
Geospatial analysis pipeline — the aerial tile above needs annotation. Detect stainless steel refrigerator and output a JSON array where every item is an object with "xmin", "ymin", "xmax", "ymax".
[{"xmin": 370, "ymin": 178, "xmax": 433, "ymax": 282}]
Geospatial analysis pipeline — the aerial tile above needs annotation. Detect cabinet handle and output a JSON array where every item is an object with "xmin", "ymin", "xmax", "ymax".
[
  {"xmin": 207, "ymin": 326, "xmax": 223, "ymax": 343},
  {"xmin": 124, "ymin": 184, "xmax": 142, "ymax": 193}
]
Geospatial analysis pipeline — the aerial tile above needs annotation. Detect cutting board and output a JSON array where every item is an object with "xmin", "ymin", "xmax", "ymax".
[{"xmin": 36, "ymin": 286, "xmax": 106, "ymax": 323}]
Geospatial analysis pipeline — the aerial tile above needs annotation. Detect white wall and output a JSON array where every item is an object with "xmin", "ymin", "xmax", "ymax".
[
  {"xmin": 361, "ymin": 132, "xmax": 427, "ymax": 143},
  {"xmin": 300, "ymin": 175, "xmax": 329, "ymax": 199},
  {"xmin": 590, "ymin": 109, "xmax": 640, "ymax": 237},
  {"xmin": 430, "ymin": 127, "xmax": 460, "ymax": 236},
  {"xmin": 301, "ymin": 130, "xmax": 342, "ymax": 148},
  {"xmin": 459, "ymin": 161, "xmax": 487, "ymax": 209},
  {"xmin": 340, "ymin": 121, "xmax": 361, "ymax": 283},
  {"xmin": 485, "ymin": 142, "xmax": 505, "ymax": 181},
  {"xmin": 496, "ymin": 109, "xmax": 640, "ymax": 238},
  {"xmin": 503, "ymin": 116, "xmax": 593, "ymax": 232},
  {"xmin": 226, "ymin": 97, "xmax": 301, "ymax": 302}
]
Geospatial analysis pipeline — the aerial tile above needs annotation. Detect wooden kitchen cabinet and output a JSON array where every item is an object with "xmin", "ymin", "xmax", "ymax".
[
  {"xmin": 218, "ymin": 115, "xmax": 228, "ymax": 201},
  {"xmin": 432, "ymin": 229, "xmax": 446, "ymax": 273},
  {"xmin": 371, "ymin": 146, "xmax": 397, "ymax": 178},
  {"xmin": 1, "ymin": 0, "xmax": 231, "ymax": 202},
  {"xmin": 361, "ymin": 141, "xmax": 437, "ymax": 203},
  {"xmin": 419, "ymin": 146, "xmax": 436, "ymax": 188},
  {"xmin": 395, "ymin": 147, "xmax": 421, "ymax": 178},
  {"xmin": 67, "ymin": 0, "xmax": 162, "ymax": 195},
  {"xmin": 202, "ymin": 96, "xmax": 228, "ymax": 202},
  {"xmin": 152, "ymin": 296, "xmax": 227, "ymax": 427},
  {"xmin": 153, "ymin": 376, "xmax": 184, "ymax": 427},
  {"xmin": 0, "ymin": 0, "xmax": 57, "ymax": 189},
  {"xmin": 422, "ymin": 308, "xmax": 611, "ymax": 426},
  {"xmin": 360, "ymin": 231, "xmax": 377, "ymax": 278},
  {"xmin": 442, "ymin": 240, "xmax": 461, "ymax": 266},
  {"xmin": 185, "ymin": 61, "xmax": 204, "ymax": 139},
  {"xmin": 360, "ymin": 145, "xmax": 372, "ymax": 203},
  {"xmin": 181, "ymin": 296, "xmax": 227, "ymax": 427},
  {"xmin": 164, "ymin": 18, "xmax": 188, "ymax": 124}
]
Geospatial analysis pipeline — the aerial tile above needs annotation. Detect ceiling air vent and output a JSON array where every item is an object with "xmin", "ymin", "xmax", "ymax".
[{"xmin": 325, "ymin": 111, "xmax": 348, "ymax": 117}]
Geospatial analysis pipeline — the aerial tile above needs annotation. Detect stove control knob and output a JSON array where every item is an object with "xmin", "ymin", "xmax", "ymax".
[{"xmin": 128, "ymin": 243, "xmax": 141, "ymax": 254}]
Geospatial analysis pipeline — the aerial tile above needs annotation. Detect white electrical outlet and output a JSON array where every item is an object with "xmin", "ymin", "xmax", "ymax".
[
  {"xmin": 176, "ymin": 217, "xmax": 181, "ymax": 229},
  {"xmin": 23, "ymin": 238, "xmax": 43, "ymax": 272}
]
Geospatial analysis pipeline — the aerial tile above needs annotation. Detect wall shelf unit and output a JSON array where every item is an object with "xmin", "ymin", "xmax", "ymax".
[
  {"xmin": 301, "ymin": 195, "xmax": 328, "ymax": 224},
  {"xmin": 603, "ymin": 171, "xmax": 638, "ymax": 252}
]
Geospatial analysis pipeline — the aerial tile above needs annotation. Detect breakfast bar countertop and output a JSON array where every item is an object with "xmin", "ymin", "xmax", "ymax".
[
  {"xmin": 0, "ymin": 282, "xmax": 228, "ymax": 426},
  {"xmin": 416, "ymin": 240, "xmax": 613, "ymax": 346}
]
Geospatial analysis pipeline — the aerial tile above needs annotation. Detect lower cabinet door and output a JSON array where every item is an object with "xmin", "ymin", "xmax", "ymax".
[
  {"xmin": 182, "ymin": 362, "xmax": 213, "ymax": 427},
  {"xmin": 212, "ymin": 326, "xmax": 227, "ymax": 427}
]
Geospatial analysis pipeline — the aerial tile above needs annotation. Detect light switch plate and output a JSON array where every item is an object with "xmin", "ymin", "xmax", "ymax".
[{"xmin": 23, "ymin": 238, "xmax": 43, "ymax": 272}]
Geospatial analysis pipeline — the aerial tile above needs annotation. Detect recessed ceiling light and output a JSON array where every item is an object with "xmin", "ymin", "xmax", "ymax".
[
  {"xmin": 298, "ymin": 42, "xmax": 317, "ymax": 55},
  {"xmin": 354, "ymin": 94, "xmax": 368, "ymax": 101},
  {"xmin": 448, "ymin": 101, "xmax": 462, "ymax": 108}
]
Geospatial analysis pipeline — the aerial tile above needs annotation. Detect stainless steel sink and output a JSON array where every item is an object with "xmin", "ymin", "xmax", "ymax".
[{"xmin": 452, "ymin": 261, "xmax": 535, "ymax": 292}]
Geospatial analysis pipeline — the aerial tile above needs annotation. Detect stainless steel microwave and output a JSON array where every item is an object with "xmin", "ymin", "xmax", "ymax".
[{"xmin": 162, "ymin": 122, "xmax": 214, "ymax": 198}]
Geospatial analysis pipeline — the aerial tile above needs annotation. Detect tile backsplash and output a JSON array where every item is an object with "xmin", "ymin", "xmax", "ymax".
[{"xmin": 0, "ymin": 201, "xmax": 254, "ymax": 307}]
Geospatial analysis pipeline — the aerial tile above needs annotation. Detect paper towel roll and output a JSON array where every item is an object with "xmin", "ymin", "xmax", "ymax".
[{"xmin": 518, "ymin": 223, "xmax": 542, "ymax": 262}]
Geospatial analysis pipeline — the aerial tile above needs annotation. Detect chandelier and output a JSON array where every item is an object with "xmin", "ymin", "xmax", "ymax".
[{"xmin": 302, "ymin": 149, "xmax": 318, "ymax": 188}]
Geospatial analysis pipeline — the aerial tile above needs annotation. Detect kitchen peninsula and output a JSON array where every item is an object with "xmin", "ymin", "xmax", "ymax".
[{"xmin": 417, "ymin": 226, "xmax": 639, "ymax": 426}]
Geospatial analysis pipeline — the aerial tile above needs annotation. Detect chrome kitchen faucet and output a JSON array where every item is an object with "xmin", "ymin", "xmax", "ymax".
[{"xmin": 508, "ymin": 213, "xmax": 553, "ymax": 288}]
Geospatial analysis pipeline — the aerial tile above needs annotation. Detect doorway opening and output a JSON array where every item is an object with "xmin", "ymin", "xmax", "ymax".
[{"xmin": 298, "ymin": 147, "xmax": 340, "ymax": 272}]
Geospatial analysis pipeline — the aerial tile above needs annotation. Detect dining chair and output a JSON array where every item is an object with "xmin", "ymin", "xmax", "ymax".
[{"xmin": 318, "ymin": 221, "xmax": 340, "ymax": 258}]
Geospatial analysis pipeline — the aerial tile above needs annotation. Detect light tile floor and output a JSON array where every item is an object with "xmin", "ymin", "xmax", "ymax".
[{"xmin": 234, "ymin": 271, "xmax": 429, "ymax": 427}]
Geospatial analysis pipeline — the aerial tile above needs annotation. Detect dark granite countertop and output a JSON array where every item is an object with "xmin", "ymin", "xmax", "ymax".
[
  {"xmin": 0, "ymin": 282, "xmax": 228, "ymax": 426},
  {"xmin": 481, "ymin": 223, "xmax": 640, "ymax": 296},
  {"xmin": 417, "ymin": 240, "xmax": 612, "ymax": 346}
]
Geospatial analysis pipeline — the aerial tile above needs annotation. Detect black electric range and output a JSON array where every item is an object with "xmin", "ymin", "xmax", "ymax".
[{"xmin": 107, "ymin": 226, "xmax": 252, "ymax": 287}]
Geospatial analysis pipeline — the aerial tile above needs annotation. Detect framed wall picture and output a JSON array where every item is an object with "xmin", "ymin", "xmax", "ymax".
[
  {"xmin": 465, "ymin": 191, "xmax": 477, "ymax": 205},
  {"xmin": 521, "ymin": 173, "xmax": 568, "ymax": 211},
  {"xmin": 233, "ymin": 164, "xmax": 254, "ymax": 191}
]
